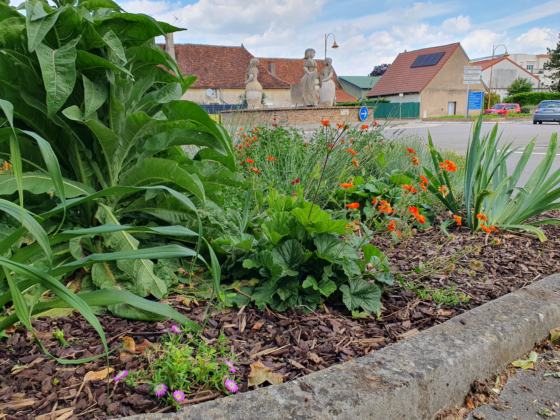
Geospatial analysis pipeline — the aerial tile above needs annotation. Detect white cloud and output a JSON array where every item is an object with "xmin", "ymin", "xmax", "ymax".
[
  {"xmin": 120, "ymin": 0, "xmax": 179, "ymax": 15},
  {"xmin": 442, "ymin": 15, "xmax": 471, "ymax": 33},
  {"xmin": 461, "ymin": 29, "xmax": 507, "ymax": 58},
  {"xmin": 514, "ymin": 28, "xmax": 559, "ymax": 54}
]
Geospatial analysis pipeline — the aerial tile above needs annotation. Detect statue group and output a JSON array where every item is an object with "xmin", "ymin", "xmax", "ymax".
[{"xmin": 244, "ymin": 49, "xmax": 336, "ymax": 109}]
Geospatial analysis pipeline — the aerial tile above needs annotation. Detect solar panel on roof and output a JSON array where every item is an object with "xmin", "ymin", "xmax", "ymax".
[{"xmin": 410, "ymin": 52, "xmax": 445, "ymax": 68}]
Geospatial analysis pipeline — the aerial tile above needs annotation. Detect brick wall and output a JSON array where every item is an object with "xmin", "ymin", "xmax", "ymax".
[{"xmin": 221, "ymin": 106, "xmax": 374, "ymax": 126}]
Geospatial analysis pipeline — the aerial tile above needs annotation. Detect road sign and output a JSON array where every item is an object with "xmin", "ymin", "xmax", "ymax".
[
  {"xmin": 464, "ymin": 70, "xmax": 482, "ymax": 75},
  {"xmin": 464, "ymin": 65, "xmax": 482, "ymax": 70},
  {"xmin": 463, "ymin": 80, "xmax": 481, "ymax": 84},
  {"xmin": 463, "ymin": 75, "xmax": 481, "ymax": 81},
  {"xmin": 359, "ymin": 106, "xmax": 369, "ymax": 121},
  {"xmin": 468, "ymin": 91, "xmax": 484, "ymax": 110}
]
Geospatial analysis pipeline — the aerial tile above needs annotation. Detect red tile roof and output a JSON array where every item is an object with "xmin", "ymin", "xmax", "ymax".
[
  {"xmin": 165, "ymin": 44, "xmax": 290, "ymax": 89},
  {"xmin": 367, "ymin": 43, "xmax": 461, "ymax": 97},
  {"xmin": 474, "ymin": 57, "xmax": 540, "ymax": 82}
]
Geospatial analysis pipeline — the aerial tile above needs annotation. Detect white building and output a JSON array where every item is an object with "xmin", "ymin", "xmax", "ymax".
[{"xmin": 506, "ymin": 54, "xmax": 553, "ymax": 88}]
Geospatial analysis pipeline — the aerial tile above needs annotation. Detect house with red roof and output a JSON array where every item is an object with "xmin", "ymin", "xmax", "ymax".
[
  {"xmin": 472, "ymin": 56, "xmax": 541, "ymax": 100},
  {"xmin": 367, "ymin": 43, "xmax": 486, "ymax": 118},
  {"xmin": 161, "ymin": 43, "xmax": 356, "ymax": 107}
]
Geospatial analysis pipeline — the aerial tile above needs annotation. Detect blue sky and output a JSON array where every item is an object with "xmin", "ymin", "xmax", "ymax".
[{"xmin": 13, "ymin": 0, "xmax": 559, "ymax": 75}]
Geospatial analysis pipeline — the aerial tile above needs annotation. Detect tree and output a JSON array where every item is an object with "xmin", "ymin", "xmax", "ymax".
[
  {"xmin": 369, "ymin": 64, "xmax": 390, "ymax": 77},
  {"xmin": 507, "ymin": 77, "xmax": 533, "ymax": 96},
  {"xmin": 484, "ymin": 92, "xmax": 501, "ymax": 109},
  {"xmin": 544, "ymin": 33, "xmax": 560, "ymax": 92}
]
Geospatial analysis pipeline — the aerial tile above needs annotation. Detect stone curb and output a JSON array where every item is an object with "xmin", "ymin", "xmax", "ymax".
[
  {"xmin": 124, "ymin": 274, "xmax": 560, "ymax": 420},
  {"xmin": 422, "ymin": 117, "xmax": 532, "ymax": 123}
]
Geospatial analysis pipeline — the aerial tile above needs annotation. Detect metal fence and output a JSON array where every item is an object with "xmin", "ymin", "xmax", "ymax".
[{"xmin": 372, "ymin": 102, "xmax": 420, "ymax": 119}]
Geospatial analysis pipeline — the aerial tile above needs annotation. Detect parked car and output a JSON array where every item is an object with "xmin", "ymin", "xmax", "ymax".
[
  {"xmin": 483, "ymin": 103, "xmax": 521, "ymax": 115},
  {"xmin": 533, "ymin": 100, "xmax": 560, "ymax": 124}
]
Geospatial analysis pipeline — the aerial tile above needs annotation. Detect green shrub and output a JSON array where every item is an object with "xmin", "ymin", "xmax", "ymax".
[
  {"xmin": 506, "ymin": 77, "xmax": 533, "ymax": 96},
  {"xmin": 503, "ymin": 92, "xmax": 560, "ymax": 106},
  {"xmin": 520, "ymin": 105, "xmax": 538, "ymax": 114},
  {"xmin": 484, "ymin": 92, "xmax": 501, "ymax": 109}
]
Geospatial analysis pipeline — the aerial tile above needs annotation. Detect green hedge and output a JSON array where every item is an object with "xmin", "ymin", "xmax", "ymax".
[
  {"xmin": 336, "ymin": 99, "xmax": 390, "ymax": 106},
  {"xmin": 503, "ymin": 92, "xmax": 560, "ymax": 106}
]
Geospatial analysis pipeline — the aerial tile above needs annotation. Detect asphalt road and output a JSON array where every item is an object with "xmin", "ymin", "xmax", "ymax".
[{"xmin": 385, "ymin": 120, "xmax": 560, "ymax": 188}]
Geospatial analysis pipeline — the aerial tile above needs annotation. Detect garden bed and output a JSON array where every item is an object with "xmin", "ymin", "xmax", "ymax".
[{"xmin": 1, "ymin": 211, "xmax": 559, "ymax": 419}]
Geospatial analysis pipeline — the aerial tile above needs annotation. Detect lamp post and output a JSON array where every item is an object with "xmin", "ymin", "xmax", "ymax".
[
  {"xmin": 486, "ymin": 44, "xmax": 509, "ymax": 110},
  {"xmin": 324, "ymin": 33, "xmax": 339, "ymax": 60}
]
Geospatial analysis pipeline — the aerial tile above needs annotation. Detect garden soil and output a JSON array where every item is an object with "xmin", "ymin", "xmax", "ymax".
[{"xmin": 1, "ymin": 212, "xmax": 559, "ymax": 419}]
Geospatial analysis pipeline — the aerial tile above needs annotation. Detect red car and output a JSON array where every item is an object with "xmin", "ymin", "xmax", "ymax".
[{"xmin": 483, "ymin": 103, "xmax": 521, "ymax": 115}]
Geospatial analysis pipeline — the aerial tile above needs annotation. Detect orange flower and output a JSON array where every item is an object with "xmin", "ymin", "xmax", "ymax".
[
  {"xmin": 438, "ymin": 185, "xmax": 449, "ymax": 198},
  {"xmin": 420, "ymin": 183, "xmax": 427, "ymax": 192},
  {"xmin": 360, "ymin": 125, "xmax": 369, "ymax": 130},
  {"xmin": 292, "ymin": 193, "xmax": 297, "ymax": 196},
  {"xmin": 240, "ymin": 161, "xmax": 244, "ymax": 165},
  {"xmin": 238, "ymin": 144, "xmax": 243, "ymax": 149},
  {"xmin": 402, "ymin": 185, "xmax": 418, "ymax": 193},
  {"xmin": 408, "ymin": 206, "xmax": 419, "ymax": 215},
  {"xmin": 336, "ymin": 123, "xmax": 344, "ymax": 128},
  {"xmin": 396, "ymin": 230, "xmax": 402, "ymax": 236},
  {"xmin": 453, "ymin": 215, "xmax": 462, "ymax": 226},
  {"xmin": 346, "ymin": 203, "xmax": 360, "ymax": 209},
  {"xmin": 411, "ymin": 156, "xmax": 419, "ymax": 166},
  {"xmin": 378, "ymin": 200, "xmax": 392, "ymax": 213},
  {"xmin": 480, "ymin": 224, "xmax": 491, "ymax": 234},
  {"xmin": 476, "ymin": 214, "xmax": 488, "ymax": 222},
  {"xmin": 267, "ymin": 156, "xmax": 277, "ymax": 161},
  {"xmin": 340, "ymin": 183, "xmax": 355, "ymax": 189},
  {"xmin": 236, "ymin": 133, "xmax": 240, "ymax": 136},
  {"xmin": 352, "ymin": 158, "xmax": 359, "ymax": 168},
  {"xmin": 420, "ymin": 174, "xmax": 429, "ymax": 184},
  {"xmin": 341, "ymin": 139, "xmax": 346, "ymax": 144},
  {"xmin": 373, "ymin": 121, "xmax": 379, "ymax": 126},
  {"xmin": 303, "ymin": 142, "xmax": 308, "ymax": 146},
  {"xmin": 3, "ymin": 162, "xmax": 12, "ymax": 171},
  {"xmin": 347, "ymin": 148, "xmax": 357, "ymax": 155},
  {"xmin": 388, "ymin": 220, "xmax": 397, "ymax": 231},
  {"xmin": 246, "ymin": 158, "xmax": 254, "ymax": 164},
  {"xmin": 371, "ymin": 198, "xmax": 377, "ymax": 204},
  {"xmin": 406, "ymin": 147, "xmax": 417, "ymax": 155},
  {"xmin": 416, "ymin": 214, "xmax": 426, "ymax": 224},
  {"xmin": 445, "ymin": 160, "xmax": 457, "ymax": 172},
  {"xmin": 243, "ymin": 133, "xmax": 246, "ymax": 138},
  {"xmin": 254, "ymin": 127, "xmax": 258, "ymax": 132},
  {"xmin": 250, "ymin": 167, "xmax": 260, "ymax": 174},
  {"xmin": 253, "ymin": 136, "xmax": 257, "ymax": 141},
  {"xmin": 239, "ymin": 127, "xmax": 244, "ymax": 131},
  {"xmin": 321, "ymin": 120, "xmax": 329, "ymax": 126},
  {"xmin": 350, "ymin": 138, "xmax": 353, "ymax": 142}
]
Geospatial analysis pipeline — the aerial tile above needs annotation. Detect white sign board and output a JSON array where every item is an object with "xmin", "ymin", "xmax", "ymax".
[
  {"xmin": 464, "ymin": 66, "xmax": 482, "ymax": 70},
  {"xmin": 463, "ymin": 80, "xmax": 481, "ymax": 85},
  {"xmin": 464, "ymin": 70, "xmax": 482, "ymax": 75},
  {"xmin": 463, "ymin": 75, "xmax": 481, "ymax": 81}
]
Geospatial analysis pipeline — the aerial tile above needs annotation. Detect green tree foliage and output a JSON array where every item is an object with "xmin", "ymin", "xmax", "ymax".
[
  {"xmin": 484, "ymin": 92, "xmax": 501, "ymax": 109},
  {"xmin": 506, "ymin": 77, "xmax": 533, "ymax": 97},
  {"xmin": 503, "ymin": 92, "xmax": 560, "ymax": 106},
  {"xmin": 0, "ymin": 0, "xmax": 239, "ymax": 324},
  {"xmin": 544, "ymin": 33, "xmax": 560, "ymax": 92}
]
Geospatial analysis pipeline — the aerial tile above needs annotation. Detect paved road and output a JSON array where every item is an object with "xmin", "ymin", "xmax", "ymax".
[{"xmin": 385, "ymin": 120, "xmax": 560, "ymax": 188}]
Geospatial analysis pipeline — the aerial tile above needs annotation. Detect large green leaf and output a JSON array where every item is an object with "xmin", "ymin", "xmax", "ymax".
[
  {"xmin": 302, "ymin": 276, "xmax": 336, "ymax": 297},
  {"xmin": 83, "ymin": 74, "xmax": 108, "ymax": 118},
  {"xmin": 35, "ymin": 36, "xmax": 80, "ymax": 117},
  {"xmin": 25, "ymin": 2, "xmax": 59, "ymax": 53},
  {"xmin": 0, "ymin": 173, "xmax": 94, "ymax": 197},
  {"xmin": 339, "ymin": 279, "xmax": 382, "ymax": 314},
  {"xmin": 314, "ymin": 233, "xmax": 359, "ymax": 262}
]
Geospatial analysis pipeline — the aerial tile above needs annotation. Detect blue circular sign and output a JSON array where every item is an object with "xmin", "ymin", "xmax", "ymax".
[{"xmin": 359, "ymin": 106, "xmax": 369, "ymax": 121}]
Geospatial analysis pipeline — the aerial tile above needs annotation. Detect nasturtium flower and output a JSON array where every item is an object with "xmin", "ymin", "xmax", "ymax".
[
  {"xmin": 340, "ymin": 183, "xmax": 355, "ymax": 189},
  {"xmin": 453, "ymin": 215, "xmax": 462, "ymax": 226},
  {"xmin": 347, "ymin": 148, "xmax": 357, "ymax": 155},
  {"xmin": 154, "ymin": 383, "xmax": 168, "ymax": 397},
  {"xmin": 173, "ymin": 390, "xmax": 185, "ymax": 402},
  {"xmin": 225, "ymin": 380, "xmax": 238, "ymax": 393},
  {"xmin": 346, "ymin": 203, "xmax": 360, "ymax": 209},
  {"xmin": 476, "ymin": 214, "xmax": 488, "ymax": 221},
  {"xmin": 114, "ymin": 370, "xmax": 129, "ymax": 382}
]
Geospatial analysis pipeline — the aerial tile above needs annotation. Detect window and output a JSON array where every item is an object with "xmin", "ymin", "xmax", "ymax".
[
  {"xmin": 268, "ymin": 62, "xmax": 275, "ymax": 75},
  {"xmin": 527, "ymin": 64, "xmax": 534, "ymax": 73},
  {"xmin": 492, "ymin": 104, "xmax": 505, "ymax": 109}
]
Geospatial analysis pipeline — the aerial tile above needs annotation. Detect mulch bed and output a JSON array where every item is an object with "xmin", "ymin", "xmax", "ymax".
[{"xmin": 1, "ymin": 211, "xmax": 559, "ymax": 419}]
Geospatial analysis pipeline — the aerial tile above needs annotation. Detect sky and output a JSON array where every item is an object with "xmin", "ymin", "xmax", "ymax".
[{"xmin": 11, "ymin": 0, "xmax": 560, "ymax": 75}]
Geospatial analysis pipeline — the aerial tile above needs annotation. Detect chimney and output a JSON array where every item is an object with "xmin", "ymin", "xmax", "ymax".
[
  {"xmin": 268, "ymin": 62, "xmax": 276, "ymax": 76},
  {"xmin": 166, "ymin": 32, "xmax": 176, "ymax": 61}
]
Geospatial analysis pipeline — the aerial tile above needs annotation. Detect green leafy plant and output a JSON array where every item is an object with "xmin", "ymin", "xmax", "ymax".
[
  {"xmin": 503, "ymin": 91, "xmax": 560, "ymax": 106},
  {"xmin": 53, "ymin": 329, "xmax": 69, "ymax": 347},
  {"xmin": 506, "ymin": 76, "xmax": 533, "ymax": 97}
]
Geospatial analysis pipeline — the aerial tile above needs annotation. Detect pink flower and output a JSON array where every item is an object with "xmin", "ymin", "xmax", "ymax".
[
  {"xmin": 171, "ymin": 325, "xmax": 183, "ymax": 334},
  {"xmin": 229, "ymin": 367, "xmax": 237, "ymax": 373},
  {"xmin": 225, "ymin": 359, "xmax": 235, "ymax": 368},
  {"xmin": 296, "ymin": 178, "xmax": 300, "ymax": 183},
  {"xmin": 291, "ymin": 180, "xmax": 295, "ymax": 185},
  {"xmin": 154, "ymin": 383, "xmax": 168, "ymax": 397},
  {"xmin": 225, "ymin": 380, "xmax": 238, "ymax": 393},
  {"xmin": 113, "ymin": 370, "xmax": 129, "ymax": 382},
  {"xmin": 173, "ymin": 390, "xmax": 185, "ymax": 402}
]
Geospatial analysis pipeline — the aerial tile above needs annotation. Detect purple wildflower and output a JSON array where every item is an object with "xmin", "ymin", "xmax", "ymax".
[
  {"xmin": 113, "ymin": 370, "xmax": 129, "ymax": 382},
  {"xmin": 225, "ymin": 380, "xmax": 238, "ymax": 393},
  {"xmin": 229, "ymin": 367, "xmax": 237, "ymax": 374},
  {"xmin": 173, "ymin": 390, "xmax": 185, "ymax": 402},
  {"xmin": 225, "ymin": 359, "xmax": 235, "ymax": 368},
  {"xmin": 171, "ymin": 325, "xmax": 183, "ymax": 334},
  {"xmin": 154, "ymin": 383, "xmax": 168, "ymax": 397}
]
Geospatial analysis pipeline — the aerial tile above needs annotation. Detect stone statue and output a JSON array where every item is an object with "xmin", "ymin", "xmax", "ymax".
[
  {"xmin": 319, "ymin": 57, "xmax": 336, "ymax": 106},
  {"xmin": 301, "ymin": 48, "xmax": 322, "ymax": 106},
  {"xmin": 245, "ymin": 58, "xmax": 263, "ymax": 109}
]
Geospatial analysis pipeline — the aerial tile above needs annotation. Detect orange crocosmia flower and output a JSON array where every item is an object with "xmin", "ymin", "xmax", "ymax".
[
  {"xmin": 453, "ymin": 215, "xmax": 462, "ymax": 226},
  {"xmin": 388, "ymin": 220, "xmax": 396, "ymax": 231},
  {"xmin": 445, "ymin": 160, "xmax": 457, "ymax": 172},
  {"xmin": 321, "ymin": 120, "xmax": 329, "ymax": 126},
  {"xmin": 438, "ymin": 185, "xmax": 449, "ymax": 198},
  {"xmin": 346, "ymin": 203, "xmax": 360, "ymax": 209},
  {"xmin": 360, "ymin": 125, "xmax": 369, "ymax": 130},
  {"xmin": 411, "ymin": 156, "xmax": 419, "ymax": 166},
  {"xmin": 480, "ymin": 224, "xmax": 492, "ymax": 234},
  {"xmin": 246, "ymin": 158, "xmax": 254, "ymax": 163},
  {"xmin": 250, "ymin": 167, "xmax": 260, "ymax": 174},
  {"xmin": 476, "ymin": 214, "xmax": 488, "ymax": 222},
  {"xmin": 420, "ymin": 175, "xmax": 429, "ymax": 184},
  {"xmin": 347, "ymin": 148, "xmax": 357, "ymax": 155},
  {"xmin": 336, "ymin": 123, "xmax": 344, "ymax": 128},
  {"xmin": 267, "ymin": 156, "xmax": 277, "ymax": 161},
  {"xmin": 420, "ymin": 182, "xmax": 427, "ymax": 192},
  {"xmin": 406, "ymin": 147, "xmax": 417, "ymax": 155},
  {"xmin": 340, "ymin": 183, "xmax": 355, "ymax": 189},
  {"xmin": 490, "ymin": 225, "xmax": 499, "ymax": 232}
]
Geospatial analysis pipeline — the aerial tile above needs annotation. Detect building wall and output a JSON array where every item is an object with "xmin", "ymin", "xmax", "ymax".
[
  {"xmin": 480, "ymin": 60, "xmax": 540, "ymax": 98},
  {"xmin": 506, "ymin": 54, "xmax": 552, "ymax": 87},
  {"xmin": 339, "ymin": 80, "xmax": 365, "ymax": 101},
  {"xmin": 381, "ymin": 93, "xmax": 421, "ymax": 103},
  {"xmin": 181, "ymin": 88, "xmax": 292, "ymax": 107},
  {"xmin": 421, "ymin": 48, "xmax": 485, "ymax": 117}
]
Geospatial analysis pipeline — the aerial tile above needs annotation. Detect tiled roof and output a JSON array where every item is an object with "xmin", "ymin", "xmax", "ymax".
[
  {"xmin": 164, "ymin": 44, "xmax": 290, "ymax": 89},
  {"xmin": 475, "ymin": 57, "xmax": 540, "ymax": 81},
  {"xmin": 367, "ymin": 43, "xmax": 461, "ymax": 97},
  {"xmin": 339, "ymin": 76, "xmax": 381, "ymax": 89},
  {"xmin": 335, "ymin": 89, "xmax": 358, "ymax": 102}
]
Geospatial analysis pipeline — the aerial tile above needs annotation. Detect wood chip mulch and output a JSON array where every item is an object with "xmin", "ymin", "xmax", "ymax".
[{"xmin": 0, "ymin": 211, "xmax": 559, "ymax": 419}]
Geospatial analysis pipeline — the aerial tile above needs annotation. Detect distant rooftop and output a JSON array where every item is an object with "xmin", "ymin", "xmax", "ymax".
[{"xmin": 338, "ymin": 76, "xmax": 380, "ymax": 89}]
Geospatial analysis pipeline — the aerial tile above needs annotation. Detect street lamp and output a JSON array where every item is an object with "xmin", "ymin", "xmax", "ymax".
[
  {"xmin": 486, "ymin": 44, "xmax": 509, "ymax": 110},
  {"xmin": 325, "ymin": 33, "xmax": 338, "ymax": 60}
]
